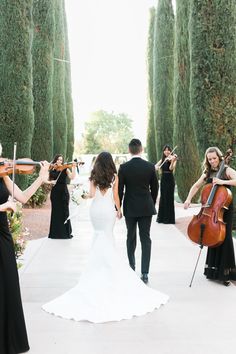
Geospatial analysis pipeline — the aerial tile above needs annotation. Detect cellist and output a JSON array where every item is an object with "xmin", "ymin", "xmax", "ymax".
[{"xmin": 184, "ymin": 146, "xmax": 236, "ymax": 286}]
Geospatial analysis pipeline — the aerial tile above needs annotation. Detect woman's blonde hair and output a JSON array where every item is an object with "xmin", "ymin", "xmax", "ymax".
[{"xmin": 203, "ymin": 146, "xmax": 223, "ymax": 176}]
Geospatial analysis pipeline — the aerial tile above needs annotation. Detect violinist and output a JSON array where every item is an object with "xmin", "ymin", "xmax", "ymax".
[
  {"xmin": 48, "ymin": 154, "xmax": 76, "ymax": 239},
  {"xmin": 184, "ymin": 146, "xmax": 236, "ymax": 286},
  {"xmin": 155, "ymin": 144, "xmax": 177, "ymax": 224},
  {"xmin": 0, "ymin": 142, "xmax": 49, "ymax": 354}
]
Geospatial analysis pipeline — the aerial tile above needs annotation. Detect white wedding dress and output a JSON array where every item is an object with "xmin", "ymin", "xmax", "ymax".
[{"xmin": 42, "ymin": 187, "xmax": 169, "ymax": 323}]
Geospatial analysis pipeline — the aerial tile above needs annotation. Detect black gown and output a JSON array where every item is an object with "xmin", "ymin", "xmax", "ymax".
[
  {"xmin": 157, "ymin": 160, "xmax": 175, "ymax": 224},
  {"xmin": 204, "ymin": 175, "xmax": 236, "ymax": 281},
  {"xmin": 0, "ymin": 178, "xmax": 30, "ymax": 354},
  {"xmin": 48, "ymin": 169, "xmax": 73, "ymax": 239}
]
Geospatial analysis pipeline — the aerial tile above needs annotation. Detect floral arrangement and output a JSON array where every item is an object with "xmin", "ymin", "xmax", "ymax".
[
  {"xmin": 7, "ymin": 204, "xmax": 29, "ymax": 259},
  {"xmin": 71, "ymin": 185, "xmax": 88, "ymax": 206}
]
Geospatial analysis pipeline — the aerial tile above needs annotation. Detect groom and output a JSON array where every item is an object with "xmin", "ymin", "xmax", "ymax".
[{"xmin": 118, "ymin": 139, "xmax": 158, "ymax": 283}]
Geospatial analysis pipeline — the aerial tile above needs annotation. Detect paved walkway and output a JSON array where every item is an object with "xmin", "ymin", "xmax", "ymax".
[{"xmin": 19, "ymin": 200, "xmax": 236, "ymax": 354}]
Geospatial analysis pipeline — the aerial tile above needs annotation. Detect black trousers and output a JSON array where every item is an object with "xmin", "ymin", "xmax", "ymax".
[{"xmin": 125, "ymin": 216, "xmax": 152, "ymax": 274}]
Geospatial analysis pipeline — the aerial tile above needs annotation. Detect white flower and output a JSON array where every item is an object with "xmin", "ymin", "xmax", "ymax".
[{"xmin": 71, "ymin": 186, "xmax": 87, "ymax": 206}]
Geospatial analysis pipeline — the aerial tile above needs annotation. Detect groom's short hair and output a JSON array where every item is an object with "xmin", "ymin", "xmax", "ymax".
[{"xmin": 129, "ymin": 139, "xmax": 142, "ymax": 155}]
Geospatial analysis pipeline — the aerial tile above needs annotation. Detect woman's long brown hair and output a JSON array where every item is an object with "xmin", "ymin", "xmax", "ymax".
[{"xmin": 89, "ymin": 152, "xmax": 117, "ymax": 190}]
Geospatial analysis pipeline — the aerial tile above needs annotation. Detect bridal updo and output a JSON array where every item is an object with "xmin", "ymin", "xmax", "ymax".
[{"xmin": 90, "ymin": 152, "xmax": 117, "ymax": 190}]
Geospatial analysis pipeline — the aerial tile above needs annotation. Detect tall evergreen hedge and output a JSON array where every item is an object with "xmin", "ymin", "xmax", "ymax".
[
  {"xmin": 173, "ymin": 0, "xmax": 201, "ymax": 202},
  {"xmin": 153, "ymin": 0, "xmax": 174, "ymax": 159},
  {"xmin": 146, "ymin": 7, "xmax": 157, "ymax": 164},
  {"xmin": 189, "ymin": 0, "xmax": 236, "ymax": 158},
  {"xmin": 52, "ymin": 0, "xmax": 67, "ymax": 157},
  {"xmin": 63, "ymin": 1, "xmax": 74, "ymax": 161},
  {"xmin": 0, "ymin": 0, "xmax": 34, "ymax": 188},
  {"xmin": 31, "ymin": 0, "xmax": 54, "ymax": 162}
]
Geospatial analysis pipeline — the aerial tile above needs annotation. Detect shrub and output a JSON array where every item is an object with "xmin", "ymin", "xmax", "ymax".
[
  {"xmin": 7, "ymin": 205, "xmax": 29, "ymax": 259},
  {"xmin": 25, "ymin": 172, "xmax": 50, "ymax": 208}
]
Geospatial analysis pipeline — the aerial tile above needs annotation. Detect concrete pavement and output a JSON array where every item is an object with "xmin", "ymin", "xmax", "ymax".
[{"xmin": 19, "ymin": 201, "xmax": 236, "ymax": 354}]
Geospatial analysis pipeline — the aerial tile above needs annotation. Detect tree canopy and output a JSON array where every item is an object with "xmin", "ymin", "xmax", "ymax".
[{"xmin": 81, "ymin": 110, "xmax": 134, "ymax": 154}]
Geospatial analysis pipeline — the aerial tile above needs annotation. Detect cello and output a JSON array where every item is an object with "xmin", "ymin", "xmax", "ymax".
[
  {"xmin": 187, "ymin": 148, "xmax": 233, "ymax": 286},
  {"xmin": 187, "ymin": 149, "xmax": 233, "ymax": 248}
]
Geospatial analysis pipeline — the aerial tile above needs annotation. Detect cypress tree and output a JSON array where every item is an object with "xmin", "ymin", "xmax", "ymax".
[
  {"xmin": 31, "ymin": 0, "xmax": 54, "ymax": 162},
  {"xmin": 189, "ymin": 0, "xmax": 236, "ymax": 158},
  {"xmin": 52, "ymin": 0, "xmax": 67, "ymax": 156},
  {"xmin": 153, "ymin": 0, "xmax": 174, "ymax": 159},
  {"xmin": 173, "ymin": 0, "xmax": 201, "ymax": 202},
  {"xmin": 63, "ymin": 1, "xmax": 74, "ymax": 161},
  {"xmin": 0, "ymin": 0, "xmax": 34, "ymax": 188},
  {"xmin": 146, "ymin": 7, "xmax": 157, "ymax": 164},
  {"xmin": 190, "ymin": 0, "xmax": 236, "ymax": 226}
]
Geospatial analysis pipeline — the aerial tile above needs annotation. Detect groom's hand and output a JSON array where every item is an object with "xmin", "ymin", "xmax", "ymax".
[{"xmin": 117, "ymin": 210, "xmax": 122, "ymax": 219}]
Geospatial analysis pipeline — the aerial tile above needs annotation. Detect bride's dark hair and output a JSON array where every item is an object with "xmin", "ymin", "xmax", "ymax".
[{"xmin": 90, "ymin": 152, "xmax": 117, "ymax": 190}]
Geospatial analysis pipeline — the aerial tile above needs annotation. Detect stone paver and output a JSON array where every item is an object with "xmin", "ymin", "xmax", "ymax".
[{"xmin": 19, "ymin": 200, "xmax": 236, "ymax": 354}]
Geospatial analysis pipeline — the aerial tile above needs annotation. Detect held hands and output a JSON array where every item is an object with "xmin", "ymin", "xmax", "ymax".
[{"xmin": 117, "ymin": 210, "xmax": 122, "ymax": 219}]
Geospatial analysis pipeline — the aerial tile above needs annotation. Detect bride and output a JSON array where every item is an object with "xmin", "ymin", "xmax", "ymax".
[{"xmin": 42, "ymin": 152, "xmax": 169, "ymax": 323}]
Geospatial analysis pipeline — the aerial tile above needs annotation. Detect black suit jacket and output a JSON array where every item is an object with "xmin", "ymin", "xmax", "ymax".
[{"xmin": 118, "ymin": 157, "xmax": 158, "ymax": 217}]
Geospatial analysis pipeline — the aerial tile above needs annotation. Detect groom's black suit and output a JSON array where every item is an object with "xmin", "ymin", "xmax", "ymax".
[{"xmin": 118, "ymin": 156, "xmax": 158, "ymax": 275}]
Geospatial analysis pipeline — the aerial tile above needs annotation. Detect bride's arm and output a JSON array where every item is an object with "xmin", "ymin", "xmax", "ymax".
[
  {"xmin": 113, "ymin": 175, "xmax": 122, "ymax": 218},
  {"xmin": 84, "ymin": 180, "xmax": 96, "ymax": 198}
]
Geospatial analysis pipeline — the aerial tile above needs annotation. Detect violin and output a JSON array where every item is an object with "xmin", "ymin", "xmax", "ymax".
[
  {"xmin": 166, "ymin": 154, "xmax": 179, "ymax": 161},
  {"xmin": 187, "ymin": 149, "xmax": 233, "ymax": 248},
  {"xmin": 158, "ymin": 146, "xmax": 178, "ymax": 168},
  {"xmin": 0, "ymin": 158, "xmax": 42, "ymax": 177},
  {"xmin": 0, "ymin": 158, "xmax": 85, "ymax": 177},
  {"xmin": 50, "ymin": 161, "xmax": 85, "ymax": 171}
]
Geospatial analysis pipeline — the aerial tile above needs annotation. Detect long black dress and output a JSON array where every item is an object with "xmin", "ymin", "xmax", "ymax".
[
  {"xmin": 157, "ymin": 160, "xmax": 175, "ymax": 224},
  {"xmin": 204, "ymin": 174, "xmax": 236, "ymax": 281},
  {"xmin": 0, "ymin": 178, "xmax": 30, "ymax": 354},
  {"xmin": 48, "ymin": 169, "xmax": 73, "ymax": 239}
]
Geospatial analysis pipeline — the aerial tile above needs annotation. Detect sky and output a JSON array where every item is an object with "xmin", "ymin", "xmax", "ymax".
[{"xmin": 64, "ymin": 0, "xmax": 166, "ymax": 143}]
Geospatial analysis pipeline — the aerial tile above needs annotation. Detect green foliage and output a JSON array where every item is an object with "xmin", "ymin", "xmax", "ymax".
[
  {"xmin": 173, "ymin": 0, "xmax": 201, "ymax": 202},
  {"xmin": 189, "ymin": 0, "xmax": 236, "ymax": 158},
  {"xmin": 53, "ymin": 0, "xmax": 67, "ymax": 156},
  {"xmin": 230, "ymin": 153, "xmax": 236, "ymax": 229},
  {"xmin": 63, "ymin": 1, "xmax": 74, "ymax": 161},
  {"xmin": 153, "ymin": 0, "xmax": 174, "ymax": 158},
  {"xmin": 146, "ymin": 7, "xmax": 157, "ymax": 164},
  {"xmin": 7, "ymin": 206, "xmax": 28, "ymax": 259},
  {"xmin": 81, "ymin": 110, "xmax": 134, "ymax": 154},
  {"xmin": 0, "ymin": 0, "xmax": 34, "ymax": 189},
  {"xmin": 25, "ymin": 172, "xmax": 50, "ymax": 208},
  {"xmin": 31, "ymin": 0, "xmax": 54, "ymax": 162}
]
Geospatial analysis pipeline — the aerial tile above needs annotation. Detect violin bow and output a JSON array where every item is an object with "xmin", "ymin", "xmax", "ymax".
[
  {"xmin": 11, "ymin": 142, "xmax": 17, "ymax": 201},
  {"xmin": 73, "ymin": 158, "xmax": 80, "ymax": 174}
]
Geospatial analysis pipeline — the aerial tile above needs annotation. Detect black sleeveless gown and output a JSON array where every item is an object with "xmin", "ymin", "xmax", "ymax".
[
  {"xmin": 157, "ymin": 160, "xmax": 175, "ymax": 224},
  {"xmin": 0, "ymin": 178, "xmax": 29, "ymax": 354},
  {"xmin": 204, "ymin": 175, "xmax": 236, "ymax": 281},
  {"xmin": 48, "ymin": 169, "xmax": 73, "ymax": 239}
]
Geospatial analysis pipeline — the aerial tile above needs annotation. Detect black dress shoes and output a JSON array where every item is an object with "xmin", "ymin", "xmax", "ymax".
[
  {"xmin": 223, "ymin": 280, "xmax": 231, "ymax": 287},
  {"xmin": 141, "ymin": 273, "xmax": 148, "ymax": 284}
]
